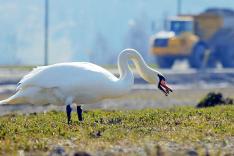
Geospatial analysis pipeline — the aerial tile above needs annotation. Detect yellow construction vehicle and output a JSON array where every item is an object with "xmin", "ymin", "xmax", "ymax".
[{"xmin": 150, "ymin": 8, "xmax": 234, "ymax": 68}]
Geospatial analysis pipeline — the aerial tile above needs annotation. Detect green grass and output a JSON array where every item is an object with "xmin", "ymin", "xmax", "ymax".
[{"xmin": 0, "ymin": 106, "xmax": 233, "ymax": 155}]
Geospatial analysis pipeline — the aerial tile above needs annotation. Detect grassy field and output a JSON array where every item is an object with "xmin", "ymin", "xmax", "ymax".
[{"xmin": 0, "ymin": 106, "xmax": 233, "ymax": 156}]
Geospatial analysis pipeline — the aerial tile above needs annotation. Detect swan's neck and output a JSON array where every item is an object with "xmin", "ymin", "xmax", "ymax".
[
  {"xmin": 117, "ymin": 49, "xmax": 156, "ymax": 91},
  {"xmin": 117, "ymin": 52, "xmax": 134, "ymax": 89}
]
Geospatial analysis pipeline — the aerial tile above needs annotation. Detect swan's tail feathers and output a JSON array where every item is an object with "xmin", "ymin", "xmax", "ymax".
[
  {"xmin": 0, "ymin": 99, "xmax": 11, "ymax": 105},
  {"xmin": 0, "ymin": 92, "xmax": 25, "ymax": 105}
]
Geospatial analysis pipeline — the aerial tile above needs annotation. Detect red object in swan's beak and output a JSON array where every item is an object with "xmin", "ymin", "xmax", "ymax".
[{"xmin": 158, "ymin": 79, "xmax": 173, "ymax": 96}]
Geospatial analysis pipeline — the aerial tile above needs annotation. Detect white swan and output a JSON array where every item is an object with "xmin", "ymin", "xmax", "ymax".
[{"xmin": 0, "ymin": 49, "xmax": 172, "ymax": 124}]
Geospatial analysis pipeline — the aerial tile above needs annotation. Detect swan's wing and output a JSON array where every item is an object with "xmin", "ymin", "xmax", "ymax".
[
  {"xmin": 16, "ymin": 62, "xmax": 117, "ymax": 91},
  {"xmin": 17, "ymin": 66, "xmax": 47, "ymax": 90}
]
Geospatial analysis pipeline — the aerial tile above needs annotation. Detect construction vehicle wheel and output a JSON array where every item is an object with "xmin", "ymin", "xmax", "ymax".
[
  {"xmin": 156, "ymin": 56, "xmax": 175, "ymax": 68},
  {"xmin": 189, "ymin": 43, "xmax": 206, "ymax": 69},
  {"xmin": 220, "ymin": 46, "xmax": 234, "ymax": 68}
]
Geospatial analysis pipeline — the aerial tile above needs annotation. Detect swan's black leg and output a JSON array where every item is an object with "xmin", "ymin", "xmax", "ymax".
[
  {"xmin": 77, "ymin": 106, "xmax": 83, "ymax": 121},
  {"xmin": 66, "ymin": 105, "xmax": 72, "ymax": 124}
]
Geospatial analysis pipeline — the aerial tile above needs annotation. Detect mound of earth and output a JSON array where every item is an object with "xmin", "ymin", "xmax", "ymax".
[{"xmin": 197, "ymin": 92, "xmax": 233, "ymax": 108}]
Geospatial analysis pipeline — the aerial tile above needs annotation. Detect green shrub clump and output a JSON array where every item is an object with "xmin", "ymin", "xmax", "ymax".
[{"xmin": 197, "ymin": 92, "xmax": 233, "ymax": 108}]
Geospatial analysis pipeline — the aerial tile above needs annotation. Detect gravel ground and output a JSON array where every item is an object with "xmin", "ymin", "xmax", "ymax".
[{"xmin": 47, "ymin": 137, "xmax": 234, "ymax": 156}]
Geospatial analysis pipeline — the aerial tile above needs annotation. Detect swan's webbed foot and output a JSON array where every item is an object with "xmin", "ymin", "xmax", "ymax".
[
  {"xmin": 66, "ymin": 105, "xmax": 72, "ymax": 124},
  {"xmin": 77, "ymin": 106, "xmax": 83, "ymax": 121}
]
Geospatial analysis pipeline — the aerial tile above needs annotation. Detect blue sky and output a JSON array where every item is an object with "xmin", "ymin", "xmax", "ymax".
[{"xmin": 0, "ymin": 0, "xmax": 234, "ymax": 65}]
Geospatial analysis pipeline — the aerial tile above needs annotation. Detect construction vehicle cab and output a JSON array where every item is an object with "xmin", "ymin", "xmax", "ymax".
[
  {"xmin": 170, "ymin": 17, "xmax": 194, "ymax": 35},
  {"xmin": 151, "ymin": 17, "xmax": 198, "ymax": 68}
]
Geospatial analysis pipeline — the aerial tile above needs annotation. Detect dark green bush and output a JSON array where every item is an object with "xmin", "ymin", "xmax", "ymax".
[{"xmin": 197, "ymin": 92, "xmax": 233, "ymax": 108}]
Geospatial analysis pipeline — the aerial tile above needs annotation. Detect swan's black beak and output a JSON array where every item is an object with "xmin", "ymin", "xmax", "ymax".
[{"xmin": 158, "ymin": 74, "xmax": 173, "ymax": 96}]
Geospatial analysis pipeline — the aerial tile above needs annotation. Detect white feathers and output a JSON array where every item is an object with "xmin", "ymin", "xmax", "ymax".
[{"xmin": 17, "ymin": 66, "xmax": 46, "ymax": 91}]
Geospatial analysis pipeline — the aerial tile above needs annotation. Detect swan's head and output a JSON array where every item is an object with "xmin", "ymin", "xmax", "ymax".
[
  {"xmin": 156, "ymin": 74, "xmax": 173, "ymax": 96},
  {"xmin": 144, "ymin": 69, "xmax": 172, "ymax": 96}
]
